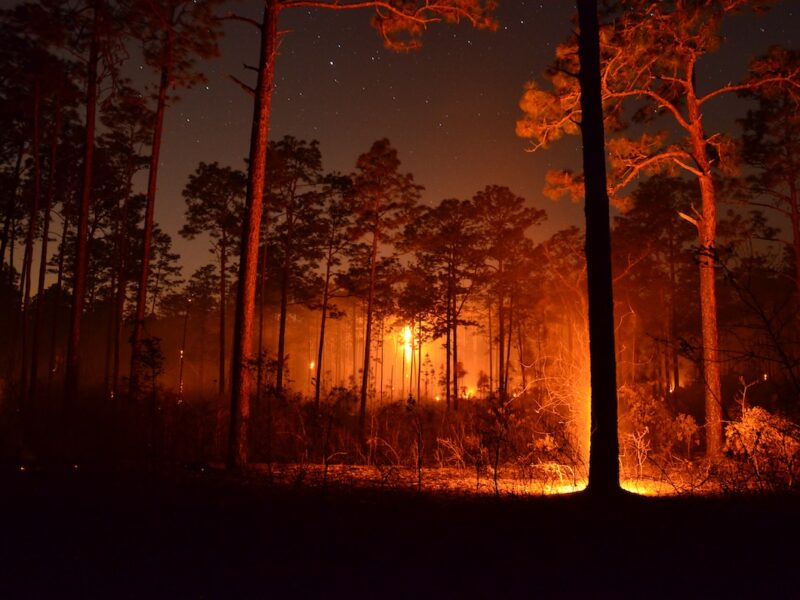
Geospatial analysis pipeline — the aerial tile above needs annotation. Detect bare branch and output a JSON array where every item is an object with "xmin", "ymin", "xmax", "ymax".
[
  {"xmin": 699, "ymin": 74, "xmax": 800, "ymax": 106},
  {"xmin": 678, "ymin": 211, "xmax": 699, "ymax": 229},
  {"xmin": 218, "ymin": 13, "xmax": 262, "ymax": 29},
  {"xmin": 228, "ymin": 74, "xmax": 255, "ymax": 96}
]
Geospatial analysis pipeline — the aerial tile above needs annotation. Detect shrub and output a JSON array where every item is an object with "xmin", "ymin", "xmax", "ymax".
[{"xmin": 724, "ymin": 406, "xmax": 800, "ymax": 491}]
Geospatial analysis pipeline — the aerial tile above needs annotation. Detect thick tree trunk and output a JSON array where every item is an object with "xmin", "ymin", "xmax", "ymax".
[
  {"xmin": 577, "ymin": 0, "xmax": 620, "ymax": 495},
  {"xmin": 228, "ymin": 0, "xmax": 278, "ymax": 469},
  {"xmin": 130, "ymin": 49, "xmax": 172, "ymax": 400},
  {"xmin": 696, "ymin": 175, "xmax": 723, "ymax": 457},
  {"xmin": 684, "ymin": 66, "xmax": 723, "ymax": 457},
  {"xmin": 65, "ymin": 3, "xmax": 100, "ymax": 408}
]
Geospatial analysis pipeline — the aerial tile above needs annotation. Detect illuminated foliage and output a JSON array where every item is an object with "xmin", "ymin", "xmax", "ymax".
[{"xmin": 517, "ymin": 0, "xmax": 800, "ymax": 458}]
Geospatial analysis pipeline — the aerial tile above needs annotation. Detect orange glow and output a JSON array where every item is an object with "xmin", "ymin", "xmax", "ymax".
[
  {"xmin": 309, "ymin": 361, "xmax": 315, "ymax": 370},
  {"xmin": 621, "ymin": 479, "xmax": 678, "ymax": 496},
  {"xmin": 403, "ymin": 325, "xmax": 413, "ymax": 363}
]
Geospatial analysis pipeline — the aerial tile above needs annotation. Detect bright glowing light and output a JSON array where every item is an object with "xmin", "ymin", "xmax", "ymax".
[
  {"xmin": 309, "ymin": 361, "xmax": 315, "ymax": 370},
  {"xmin": 621, "ymin": 479, "xmax": 677, "ymax": 496},
  {"xmin": 434, "ymin": 395, "xmax": 440, "ymax": 402},
  {"xmin": 763, "ymin": 373, "xmax": 768, "ymax": 381},
  {"xmin": 402, "ymin": 325, "xmax": 413, "ymax": 362}
]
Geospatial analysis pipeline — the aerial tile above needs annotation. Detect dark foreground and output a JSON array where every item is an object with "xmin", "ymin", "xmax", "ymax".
[{"xmin": 1, "ymin": 467, "xmax": 797, "ymax": 599}]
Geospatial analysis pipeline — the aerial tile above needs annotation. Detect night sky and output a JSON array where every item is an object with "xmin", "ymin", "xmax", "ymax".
[{"xmin": 4, "ymin": 0, "xmax": 798, "ymax": 276}]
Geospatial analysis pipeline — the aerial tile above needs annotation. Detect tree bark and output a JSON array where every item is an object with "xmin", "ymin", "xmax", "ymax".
[
  {"xmin": 686, "ymin": 79, "xmax": 723, "ymax": 457},
  {"xmin": 228, "ymin": 0, "xmax": 279, "ymax": 469},
  {"xmin": 577, "ymin": 0, "xmax": 621, "ymax": 495}
]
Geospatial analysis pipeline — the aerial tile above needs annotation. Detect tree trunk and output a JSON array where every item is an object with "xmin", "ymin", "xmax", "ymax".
[
  {"xmin": 111, "ymin": 180, "xmax": 133, "ymax": 399},
  {"xmin": 21, "ymin": 78, "xmax": 42, "ymax": 409},
  {"xmin": 228, "ymin": 0, "xmax": 279, "ymax": 469},
  {"xmin": 30, "ymin": 92, "xmax": 62, "ymax": 403},
  {"xmin": 517, "ymin": 317, "xmax": 526, "ymax": 391},
  {"xmin": 275, "ymin": 244, "xmax": 289, "ymax": 394},
  {"xmin": 445, "ymin": 275, "xmax": 452, "ymax": 409},
  {"xmin": 577, "ymin": 0, "xmax": 620, "ymax": 495},
  {"xmin": 696, "ymin": 175, "xmax": 723, "ymax": 457},
  {"xmin": 452, "ymin": 279, "xmax": 459, "ymax": 410},
  {"xmin": 686, "ymin": 73, "xmax": 723, "ymax": 457},
  {"xmin": 219, "ymin": 232, "xmax": 227, "ymax": 398},
  {"xmin": 256, "ymin": 219, "xmax": 269, "ymax": 408},
  {"xmin": 358, "ymin": 222, "xmax": 380, "ymax": 446},
  {"xmin": 417, "ymin": 317, "xmax": 422, "ymax": 401},
  {"xmin": 47, "ymin": 216, "xmax": 68, "ymax": 395},
  {"xmin": 504, "ymin": 299, "xmax": 513, "ymax": 394},
  {"xmin": 488, "ymin": 300, "xmax": 493, "ymax": 395},
  {"xmin": 65, "ymin": 2, "xmax": 100, "ymax": 408},
  {"xmin": 314, "ymin": 252, "xmax": 332, "ymax": 409},
  {"xmin": 497, "ymin": 288, "xmax": 505, "ymax": 400},
  {"xmin": 130, "ymin": 45, "xmax": 172, "ymax": 400}
]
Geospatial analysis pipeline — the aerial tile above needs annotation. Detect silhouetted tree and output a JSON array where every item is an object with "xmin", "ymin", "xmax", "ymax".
[
  {"xmin": 351, "ymin": 139, "xmax": 421, "ymax": 446},
  {"xmin": 128, "ymin": 0, "xmax": 224, "ymax": 399},
  {"xmin": 313, "ymin": 174, "xmax": 356, "ymax": 409},
  {"xmin": 265, "ymin": 136, "xmax": 325, "ymax": 395},
  {"xmin": 517, "ymin": 0, "xmax": 800, "ymax": 458},
  {"xmin": 227, "ymin": 0, "xmax": 497, "ymax": 468},
  {"xmin": 472, "ymin": 185, "xmax": 545, "ymax": 400},
  {"xmin": 181, "ymin": 161, "xmax": 246, "ymax": 399},
  {"xmin": 739, "ymin": 47, "xmax": 800, "ymax": 301}
]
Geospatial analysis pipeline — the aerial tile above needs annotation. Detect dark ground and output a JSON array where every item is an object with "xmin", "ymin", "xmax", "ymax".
[{"xmin": 1, "ymin": 466, "xmax": 797, "ymax": 599}]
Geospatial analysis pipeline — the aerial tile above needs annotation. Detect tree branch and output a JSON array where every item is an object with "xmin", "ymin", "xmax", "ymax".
[{"xmin": 228, "ymin": 74, "xmax": 255, "ymax": 96}]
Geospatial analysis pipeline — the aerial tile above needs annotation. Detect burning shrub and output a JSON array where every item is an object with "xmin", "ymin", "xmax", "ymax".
[{"xmin": 724, "ymin": 406, "xmax": 800, "ymax": 491}]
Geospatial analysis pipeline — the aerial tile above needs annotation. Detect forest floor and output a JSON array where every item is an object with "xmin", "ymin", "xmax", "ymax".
[{"xmin": 1, "ymin": 463, "xmax": 798, "ymax": 599}]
